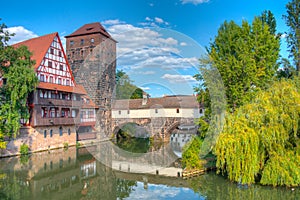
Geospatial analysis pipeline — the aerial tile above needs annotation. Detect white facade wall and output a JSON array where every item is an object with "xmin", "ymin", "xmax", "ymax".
[{"xmin": 112, "ymin": 108, "xmax": 203, "ymax": 119}]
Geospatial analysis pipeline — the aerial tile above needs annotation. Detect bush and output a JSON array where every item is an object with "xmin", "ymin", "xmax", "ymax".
[
  {"xmin": 63, "ymin": 142, "xmax": 69, "ymax": 150},
  {"xmin": 20, "ymin": 143, "xmax": 29, "ymax": 155},
  {"xmin": 182, "ymin": 136, "xmax": 203, "ymax": 170}
]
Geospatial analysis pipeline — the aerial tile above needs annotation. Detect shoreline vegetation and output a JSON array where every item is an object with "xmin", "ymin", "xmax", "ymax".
[{"xmin": 183, "ymin": 0, "xmax": 300, "ymax": 187}]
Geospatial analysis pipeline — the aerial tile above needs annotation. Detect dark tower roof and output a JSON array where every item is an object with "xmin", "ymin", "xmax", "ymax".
[{"xmin": 65, "ymin": 22, "xmax": 112, "ymax": 39}]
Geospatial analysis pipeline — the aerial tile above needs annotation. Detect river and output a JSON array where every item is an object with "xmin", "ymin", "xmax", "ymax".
[{"xmin": 0, "ymin": 140, "xmax": 298, "ymax": 200}]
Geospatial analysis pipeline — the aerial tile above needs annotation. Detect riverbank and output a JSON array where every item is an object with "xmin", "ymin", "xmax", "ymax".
[{"xmin": 0, "ymin": 137, "xmax": 111, "ymax": 158}]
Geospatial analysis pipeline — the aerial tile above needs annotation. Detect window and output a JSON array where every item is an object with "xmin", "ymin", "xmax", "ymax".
[
  {"xmin": 71, "ymin": 109, "xmax": 76, "ymax": 118},
  {"xmin": 50, "ymin": 129, "xmax": 53, "ymax": 137},
  {"xmin": 176, "ymin": 108, "xmax": 180, "ymax": 113},
  {"xmin": 155, "ymin": 109, "xmax": 158, "ymax": 114},
  {"xmin": 50, "ymin": 107, "xmax": 56, "ymax": 118},
  {"xmin": 66, "ymin": 79, "xmax": 70, "ymax": 86},
  {"xmin": 81, "ymin": 39, "xmax": 84, "ymax": 45},
  {"xmin": 68, "ymin": 128, "xmax": 71, "ymax": 135},
  {"xmin": 40, "ymin": 74, "xmax": 45, "ymax": 82},
  {"xmin": 50, "ymin": 48, "xmax": 54, "ymax": 54},
  {"xmin": 80, "ymin": 50, "xmax": 83, "ymax": 57},
  {"xmin": 49, "ymin": 76, "xmax": 53, "ymax": 83},
  {"xmin": 199, "ymin": 109, "xmax": 203, "ymax": 114},
  {"xmin": 118, "ymin": 110, "xmax": 121, "ymax": 115},
  {"xmin": 88, "ymin": 110, "xmax": 94, "ymax": 118},
  {"xmin": 58, "ymin": 51, "xmax": 62, "ymax": 57},
  {"xmin": 60, "ymin": 64, "xmax": 63, "ymax": 71},
  {"xmin": 91, "ymin": 38, "xmax": 94, "ymax": 43},
  {"xmin": 48, "ymin": 61, "xmax": 52, "ymax": 68},
  {"xmin": 58, "ymin": 78, "xmax": 61, "ymax": 84},
  {"xmin": 127, "ymin": 110, "xmax": 130, "ymax": 114},
  {"xmin": 42, "ymin": 107, "xmax": 48, "ymax": 118},
  {"xmin": 59, "ymin": 126, "xmax": 63, "ymax": 136},
  {"xmin": 70, "ymin": 40, "xmax": 74, "ymax": 46},
  {"xmin": 44, "ymin": 130, "xmax": 47, "ymax": 138}
]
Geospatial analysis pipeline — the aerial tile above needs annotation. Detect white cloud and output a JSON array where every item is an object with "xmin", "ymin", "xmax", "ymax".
[
  {"xmin": 149, "ymin": 3, "xmax": 154, "ymax": 7},
  {"xmin": 155, "ymin": 17, "xmax": 164, "ymax": 24},
  {"xmin": 102, "ymin": 19, "xmax": 125, "ymax": 25},
  {"xmin": 180, "ymin": 42, "xmax": 187, "ymax": 46},
  {"xmin": 140, "ymin": 86, "xmax": 151, "ymax": 91},
  {"xmin": 161, "ymin": 74, "xmax": 197, "ymax": 83},
  {"xmin": 181, "ymin": 0, "xmax": 209, "ymax": 5},
  {"xmin": 103, "ymin": 21, "xmax": 199, "ymax": 70},
  {"xmin": 280, "ymin": 33, "xmax": 288, "ymax": 39},
  {"xmin": 145, "ymin": 17, "xmax": 152, "ymax": 21},
  {"xmin": 5, "ymin": 26, "xmax": 38, "ymax": 44}
]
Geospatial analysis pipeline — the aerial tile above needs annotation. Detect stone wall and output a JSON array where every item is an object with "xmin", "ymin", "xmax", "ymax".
[{"xmin": 0, "ymin": 125, "xmax": 76, "ymax": 157}]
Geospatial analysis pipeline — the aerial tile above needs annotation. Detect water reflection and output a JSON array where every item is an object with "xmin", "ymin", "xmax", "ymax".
[{"xmin": 0, "ymin": 145, "xmax": 298, "ymax": 200}]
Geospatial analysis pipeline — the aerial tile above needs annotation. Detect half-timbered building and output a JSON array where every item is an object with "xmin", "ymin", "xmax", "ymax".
[{"xmin": 10, "ymin": 32, "xmax": 90, "ymax": 152}]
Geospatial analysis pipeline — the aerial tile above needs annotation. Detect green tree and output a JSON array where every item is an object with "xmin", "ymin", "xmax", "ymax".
[
  {"xmin": 0, "ymin": 20, "xmax": 38, "ymax": 146},
  {"xmin": 276, "ymin": 57, "xmax": 297, "ymax": 79},
  {"xmin": 215, "ymin": 79, "xmax": 300, "ymax": 186},
  {"xmin": 116, "ymin": 70, "xmax": 144, "ymax": 99},
  {"xmin": 260, "ymin": 10, "xmax": 277, "ymax": 35},
  {"xmin": 196, "ymin": 12, "xmax": 280, "ymax": 113},
  {"xmin": 283, "ymin": 0, "xmax": 300, "ymax": 71}
]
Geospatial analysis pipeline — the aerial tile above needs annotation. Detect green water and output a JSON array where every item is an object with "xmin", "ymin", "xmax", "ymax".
[{"xmin": 0, "ymin": 146, "xmax": 298, "ymax": 200}]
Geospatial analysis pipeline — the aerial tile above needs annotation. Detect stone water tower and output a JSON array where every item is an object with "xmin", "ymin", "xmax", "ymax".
[{"xmin": 65, "ymin": 22, "xmax": 117, "ymax": 138}]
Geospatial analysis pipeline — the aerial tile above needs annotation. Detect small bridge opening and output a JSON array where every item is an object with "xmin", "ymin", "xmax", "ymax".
[{"xmin": 114, "ymin": 122, "xmax": 151, "ymax": 154}]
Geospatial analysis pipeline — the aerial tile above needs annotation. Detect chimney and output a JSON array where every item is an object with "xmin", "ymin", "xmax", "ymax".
[{"xmin": 142, "ymin": 92, "xmax": 149, "ymax": 105}]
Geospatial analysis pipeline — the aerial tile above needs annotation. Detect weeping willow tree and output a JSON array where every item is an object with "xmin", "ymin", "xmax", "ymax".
[{"xmin": 215, "ymin": 79, "xmax": 300, "ymax": 186}]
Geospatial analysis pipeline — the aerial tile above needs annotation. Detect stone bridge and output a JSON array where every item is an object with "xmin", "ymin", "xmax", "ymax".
[{"xmin": 111, "ymin": 117, "xmax": 196, "ymax": 141}]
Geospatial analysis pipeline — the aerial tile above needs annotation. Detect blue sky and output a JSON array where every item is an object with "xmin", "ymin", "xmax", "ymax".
[{"xmin": 2, "ymin": 0, "xmax": 291, "ymax": 97}]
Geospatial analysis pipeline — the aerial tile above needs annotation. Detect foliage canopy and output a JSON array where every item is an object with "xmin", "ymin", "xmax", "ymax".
[
  {"xmin": 215, "ymin": 79, "xmax": 300, "ymax": 186},
  {"xmin": 0, "ymin": 20, "xmax": 38, "ymax": 147}
]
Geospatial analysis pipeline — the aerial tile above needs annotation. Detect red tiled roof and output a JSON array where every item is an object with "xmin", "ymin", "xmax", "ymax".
[
  {"xmin": 112, "ymin": 95, "xmax": 199, "ymax": 110},
  {"xmin": 81, "ymin": 95, "xmax": 99, "ymax": 109},
  {"xmin": 65, "ymin": 22, "xmax": 111, "ymax": 38},
  {"xmin": 12, "ymin": 32, "xmax": 58, "ymax": 70},
  {"xmin": 38, "ymin": 82, "xmax": 87, "ymax": 95}
]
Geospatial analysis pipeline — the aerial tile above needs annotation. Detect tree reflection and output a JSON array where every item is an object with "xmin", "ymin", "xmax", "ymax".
[
  {"xmin": 188, "ymin": 172, "xmax": 300, "ymax": 200},
  {"xmin": 116, "ymin": 178, "xmax": 137, "ymax": 200}
]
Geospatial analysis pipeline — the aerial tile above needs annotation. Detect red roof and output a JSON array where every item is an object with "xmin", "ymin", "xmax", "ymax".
[
  {"xmin": 65, "ymin": 22, "xmax": 112, "ymax": 39},
  {"xmin": 113, "ymin": 95, "xmax": 200, "ymax": 110},
  {"xmin": 81, "ymin": 95, "xmax": 99, "ymax": 109},
  {"xmin": 12, "ymin": 32, "xmax": 58, "ymax": 70},
  {"xmin": 38, "ymin": 82, "xmax": 87, "ymax": 95}
]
